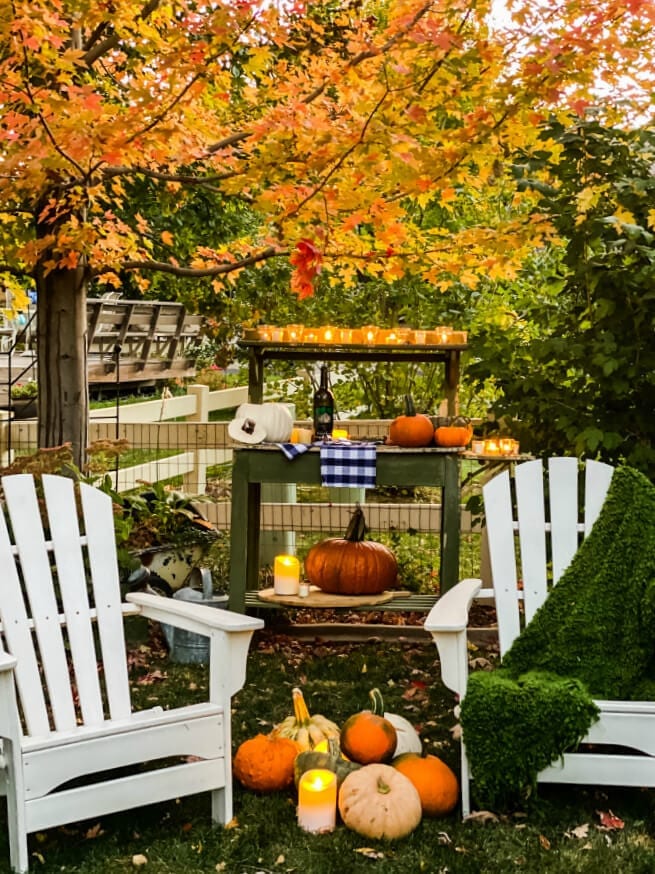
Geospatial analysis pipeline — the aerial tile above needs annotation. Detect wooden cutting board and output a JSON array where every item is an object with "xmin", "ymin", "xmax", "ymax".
[{"xmin": 256, "ymin": 587, "xmax": 411, "ymax": 608}]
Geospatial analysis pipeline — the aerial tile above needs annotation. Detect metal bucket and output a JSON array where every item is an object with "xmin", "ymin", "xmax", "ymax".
[{"xmin": 160, "ymin": 568, "xmax": 228, "ymax": 664}]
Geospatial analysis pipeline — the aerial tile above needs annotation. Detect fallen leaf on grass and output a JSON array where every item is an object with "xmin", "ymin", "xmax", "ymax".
[
  {"xmin": 539, "ymin": 834, "xmax": 551, "ymax": 850},
  {"xmin": 225, "ymin": 817, "xmax": 239, "ymax": 829},
  {"xmin": 136, "ymin": 670, "xmax": 167, "ymax": 685},
  {"xmin": 463, "ymin": 810, "xmax": 499, "ymax": 824},
  {"xmin": 596, "ymin": 810, "xmax": 624, "ymax": 830},
  {"xmin": 437, "ymin": 831, "xmax": 452, "ymax": 845},
  {"xmin": 275, "ymin": 854, "xmax": 285, "ymax": 864},
  {"xmin": 355, "ymin": 847, "xmax": 385, "ymax": 860},
  {"xmin": 565, "ymin": 823, "xmax": 590, "ymax": 839},
  {"xmin": 449, "ymin": 723, "xmax": 462, "ymax": 741},
  {"xmin": 132, "ymin": 854, "xmax": 148, "ymax": 866},
  {"xmin": 85, "ymin": 823, "xmax": 104, "ymax": 839}
]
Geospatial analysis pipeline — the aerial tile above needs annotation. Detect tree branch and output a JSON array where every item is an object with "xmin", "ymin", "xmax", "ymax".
[
  {"xmin": 82, "ymin": 0, "xmax": 161, "ymax": 66},
  {"xmin": 102, "ymin": 245, "xmax": 284, "ymax": 278}
]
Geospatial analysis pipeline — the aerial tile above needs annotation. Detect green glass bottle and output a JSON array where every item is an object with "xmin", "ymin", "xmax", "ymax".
[{"xmin": 313, "ymin": 363, "xmax": 334, "ymax": 439}]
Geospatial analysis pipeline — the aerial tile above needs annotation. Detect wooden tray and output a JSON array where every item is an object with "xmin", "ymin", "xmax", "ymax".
[{"xmin": 256, "ymin": 587, "xmax": 411, "ymax": 608}]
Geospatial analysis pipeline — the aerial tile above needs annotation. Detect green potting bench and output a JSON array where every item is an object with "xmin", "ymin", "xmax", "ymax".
[{"xmin": 228, "ymin": 444, "xmax": 463, "ymax": 614}]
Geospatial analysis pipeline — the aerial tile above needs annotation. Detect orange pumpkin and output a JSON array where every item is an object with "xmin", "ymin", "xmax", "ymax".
[
  {"xmin": 392, "ymin": 753, "xmax": 459, "ymax": 816},
  {"xmin": 388, "ymin": 395, "xmax": 434, "ymax": 447},
  {"xmin": 434, "ymin": 415, "xmax": 473, "ymax": 447},
  {"xmin": 340, "ymin": 709, "xmax": 398, "ymax": 765},
  {"xmin": 233, "ymin": 733, "xmax": 300, "ymax": 792},
  {"xmin": 304, "ymin": 506, "xmax": 398, "ymax": 595}
]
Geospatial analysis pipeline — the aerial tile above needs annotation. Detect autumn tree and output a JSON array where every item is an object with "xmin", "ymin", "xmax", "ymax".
[{"xmin": 1, "ymin": 0, "xmax": 654, "ymax": 465}]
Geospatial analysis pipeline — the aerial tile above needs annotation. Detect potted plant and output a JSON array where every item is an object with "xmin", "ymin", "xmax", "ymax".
[{"xmin": 9, "ymin": 380, "xmax": 38, "ymax": 419}]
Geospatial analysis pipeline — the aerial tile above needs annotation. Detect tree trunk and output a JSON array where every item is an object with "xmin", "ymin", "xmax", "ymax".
[{"xmin": 35, "ymin": 261, "xmax": 89, "ymax": 469}]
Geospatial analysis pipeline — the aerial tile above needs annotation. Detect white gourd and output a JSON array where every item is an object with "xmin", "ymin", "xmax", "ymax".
[
  {"xmin": 338, "ymin": 764, "xmax": 422, "ymax": 840},
  {"xmin": 235, "ymin": 402, "xmax": 293, "ymax": 442},
  {"xmin": 368, "ymin": 688, "xmax": 422, "ymax": 757}
]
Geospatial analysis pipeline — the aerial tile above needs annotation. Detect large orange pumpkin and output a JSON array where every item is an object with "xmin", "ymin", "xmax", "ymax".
[
  {"xmin": 434, "ymin": 415, "xmax": 473, "ymax": 448},
  {"xmin": 392, "ymin": 753, "xmax": 459, "ymax": 816},
  {"xmin": 304, "ymin": 506, "xmax": 398, "ymax": 595},
  {"xmin": 340, "ymin": 709, "xmax": 398, "ymax": 765},
  {"xmin": 388, "ymin": 395, "xmax": 434, "ymax": 447},
  {"xmin": 233, "ymin": 733, "xmax": 300, "ymax": 792}
]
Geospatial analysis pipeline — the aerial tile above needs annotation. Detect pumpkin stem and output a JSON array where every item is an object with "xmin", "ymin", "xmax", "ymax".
[
  {"xmin": 403, "ymin": 394, "xmax": 417, "ymax": 417},
  {"xmin": 368, "ymin": 688, "xmax": 385, "ymax": 717},
  {"xmin": 344, "ymin": 506, "xmax": 368, "ymax": 543},
  {"xmin": 292, "ymin": 687, "xmax": 311, "ymax": 724},
  {"xmin": 376, "ymin": 776, "xmax": 392, "ymax": 795}
]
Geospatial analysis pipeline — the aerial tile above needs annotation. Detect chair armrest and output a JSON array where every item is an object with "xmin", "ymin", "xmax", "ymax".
[
  {"xmin": 423, "ymin": 578, "xmax": 482, "ymax": 698},
  {"xmin": 0, "ymin": 651, "xmax": 17, "ymax": 672},
  {"xmin": 125, "ymin": 591, "xmax": 264, "ymax": 636}
]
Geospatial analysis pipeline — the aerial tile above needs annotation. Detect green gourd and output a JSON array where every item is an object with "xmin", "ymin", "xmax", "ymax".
[{"xmin": 293, "ymin": 736, "xmax": 360, "ymax": 788}]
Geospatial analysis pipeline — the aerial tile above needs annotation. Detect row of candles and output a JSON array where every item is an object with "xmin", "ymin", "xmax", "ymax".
[
  {"xmin": 471, "ymin": 437, "xmax": 520, "ymax": 457},
  {"xmin": 247, "ymin": 324, "xmax": 468, "ymax": 346},
  {"xmin": 274, "ymin": 554, "xmax": 338, "ymax": 832}
]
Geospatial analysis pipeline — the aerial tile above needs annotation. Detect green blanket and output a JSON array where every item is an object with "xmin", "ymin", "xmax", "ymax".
[{"xmin": 460, "ymin": 465, "xmax": 655, "ymax": 809}]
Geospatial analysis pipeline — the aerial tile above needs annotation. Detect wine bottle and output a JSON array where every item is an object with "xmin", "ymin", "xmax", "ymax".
[{"xmin": 313, "ymin": 363, "xmax": 334, "ymax": 439}]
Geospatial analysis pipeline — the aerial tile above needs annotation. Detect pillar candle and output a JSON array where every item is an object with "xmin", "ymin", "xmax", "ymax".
[
  {"xmin": 297, "ymin": 769, "xmax": 337, "ymax": 833},
  {"xmin": 273, "ymin": 555, "xmax": 300, "ymax": 595}
]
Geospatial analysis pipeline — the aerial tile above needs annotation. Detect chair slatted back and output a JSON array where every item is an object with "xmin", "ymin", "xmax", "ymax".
[
  {"xmin": 484, "ymin": 458, "xmax": 614, "ymax": 656},
  {"xmin": 0, "ymin": 474, "xmax": 131, "ymax": 739}
]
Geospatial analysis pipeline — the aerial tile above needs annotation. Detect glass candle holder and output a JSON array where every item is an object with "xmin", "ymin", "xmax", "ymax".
[
  {"xmin": 499, "ymin": 437, "xmax": 514, "ymax": 455},
  {"xmin": 286, "ymin": 324, "xmax": 304, "ymax": 342},
  {"xmin": 484, "ymin": 438, "xmax": 501, "ymax": 456},
  {"xmin": 303, "ymin": 327, "xmax": 319, "ymax": 343},
  {"xmin": 433, "ymin": 326, "xmax": 453, "ymax": 345},
  {"xmin": 257, "ymin": 325, "xmax": 273, "ymax": 341},
  {"xmin": 361, "ymin": 325, "xmax": 379, "ymax": 344},
  {"xmin": 449, "ymin": 330, "xmax": 468, "ymax": 344},
  {"xmin": 338, "ymin": 327, "xmax": 354, "ymax": 344},
  {"xmin": 270, "ymin": 326, "xmax": 285, "ymax": 342},
  {"xmin": 320, "ymin": 325, "xmax": 337, "ymax": 344},
  {"xmin": 412, "ymin": 329, "xmax": 428, "ymax": 344}
]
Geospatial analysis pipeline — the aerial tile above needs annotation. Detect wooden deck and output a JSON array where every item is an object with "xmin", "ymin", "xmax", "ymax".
[{"xmin": 0, "ymin": 299, "xmax": 203, "ymax": 401}]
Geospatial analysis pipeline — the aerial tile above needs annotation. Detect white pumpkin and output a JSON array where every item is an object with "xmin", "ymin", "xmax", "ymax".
[
  {"xmin": 235, "ymin": 402, "xmax": 294, "ymax": 442},
  {"xmin": 338, "ymin": 764, "xmax": 422, "ymax": 840},
  {"xmin": 368, "ymin": 688, "xmax": 422, "ymax": 757}
]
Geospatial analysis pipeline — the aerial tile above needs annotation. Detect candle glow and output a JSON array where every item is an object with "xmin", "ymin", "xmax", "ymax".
[
  {"xmin": 297, "ymin": 769, "xmax": 337, "ymax": 833},
  {"xmin": 274, "ymin": 554, "xmax": 300, "ymax": 595}
]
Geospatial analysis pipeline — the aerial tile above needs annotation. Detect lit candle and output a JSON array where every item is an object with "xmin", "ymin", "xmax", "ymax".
[
  {"xmin": 303, "ymin": 328, "xmax": 319, "ymax": 343},
  {"xmin": 257, "ymin": 325, "xmax": 273, "ymax": 341},
  {"xmin": 270, "ymin": 326, "xmax": 285, "ymax": 342},
  {"xmin": 320, "ymin": 325, "xmax": 337, "ymax": 343},
  {"xmin": 484, "ymin": 438, "xmax": 501, "ymax": 456},
  {"xmin": 413, "ymin": 329, "xmax": 427, "ymax": 344},
  {"xmin": 297, "ymin": 769, "xmax": 337, "ymax": 833},
  {"xmin": 338, "ymin": 327, "xmax": 354, "ymax": 343},
  {"xmin": 384, "ymin": 329, "xmax": 399, "ymax": 344},
  {"xmin": 361, "ymin": 325, "xmax": 378, "ymax": 344},
  {"xmin": 499, "ymin": 438, "xmax": 514, "ymax": 455},
  {"xmin": 331, "ymin": 428, "xmax": 348, "ymax": 440},
  {"xmin": 434, "ymin": 326, "xmax": 453, "ymax": 345},
  {"xmin": 287, "ymin": 324, "xmax": 304, "ymax": 342},
  {"xmin": 274, "ymin": 555, "xmax": 300, "ymax": 595}
]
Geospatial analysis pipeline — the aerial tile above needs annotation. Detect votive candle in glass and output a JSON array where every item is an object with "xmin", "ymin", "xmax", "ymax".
[
  {"xmin": 434, "ymin": 326, "xmax": 453, "ymax": 345},
  {"xmin": 273, "ymin": 554, "xmax": 300, "ymax": 596},
  {"xmin": 270, "ymin": 326, "xmax": 285, "ymax": 342},
  {"xmin": 303, "ymin": 327, "xmax": 319, "ymax": 343},
  {"xmin": 338, "ymin": 327, "xmax": 354, "ymax": 343},
  {"xmin": 286, "ymin": 324, "xmax": 304, "ymax": 342},
  {"xmin": 320, "ymin": 325, "xmax": 337, "ymax": 344},
  {"xmin": 412, "ymin": 329, "xmax": 428, "ymax": 344},
  {"xmin": 297, "ymin": 769, "xmax": 337, "ymax": 833},
  {"xmin": 484, "ymin": 438, "xmax": 501, "ymax": 456},
  {"xmin": 257, "ymin": 325, "xmax": 273, "ymax": 341},
  {"xmin": 361, "ymin": 325, "xmax": 379, "ymax": 344},
  {"xmin": 499, "ymin": 437, "xmax": 514, "ymax": 455}
]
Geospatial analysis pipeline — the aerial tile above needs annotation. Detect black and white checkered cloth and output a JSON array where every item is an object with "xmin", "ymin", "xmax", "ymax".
[
  {"xmin": 320, "ymin": 443, "xmax": 377, "ymax": 489},
  {"xmin": 276, "ymin": 443, "xmax": 311, "ymax": 461}
]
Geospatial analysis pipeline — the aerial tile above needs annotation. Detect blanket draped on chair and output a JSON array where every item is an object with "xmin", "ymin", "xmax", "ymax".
[{"xmin": 460, "ymin": 465, "xmax": 655, "ymax": 808}]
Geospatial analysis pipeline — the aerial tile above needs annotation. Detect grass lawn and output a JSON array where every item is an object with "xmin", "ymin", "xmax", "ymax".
[{"xmin": 3, "ymin": 621, "xmax": 655, "ymax": 874}]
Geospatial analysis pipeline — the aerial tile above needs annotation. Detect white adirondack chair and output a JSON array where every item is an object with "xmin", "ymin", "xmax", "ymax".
[
  {"xmin": 0, "ymin": 473, "xmax": 264, "ymax": 873},
  {"xmin": 425, "ymin": 456, "xmax": 655, "ymax": 816}
]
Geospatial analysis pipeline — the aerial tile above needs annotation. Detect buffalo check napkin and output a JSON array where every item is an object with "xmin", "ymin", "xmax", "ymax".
[
  {"xmin": 276, "ymin": 442, "xmax": 311, "ymax": 460},
  {"xmin": 319, "ymin": 443, "xmax": 377, "ymax": 489}
]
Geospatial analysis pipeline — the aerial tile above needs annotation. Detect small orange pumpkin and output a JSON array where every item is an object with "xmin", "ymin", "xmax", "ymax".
[
  {"xmin": 388, "ymin": 395, "xmax": 434, "ymax": 447},
  {"xmin": 233, "ymin": 733, "xmax": 300, "ymax": 792},
  {"xmin": 304, "ymin": 506, "xmax": 398, "ymax": 595},
  {"xmin": 434, "ymin": 415, "xmax": 473, "ymax": 447},
  {"xmin": 340, "ymin": 709, "xmax": 398, "ymax": 765},
  {"xmin": 392, "ymin": 752, "xmax": 459, "ymax": 816}
]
